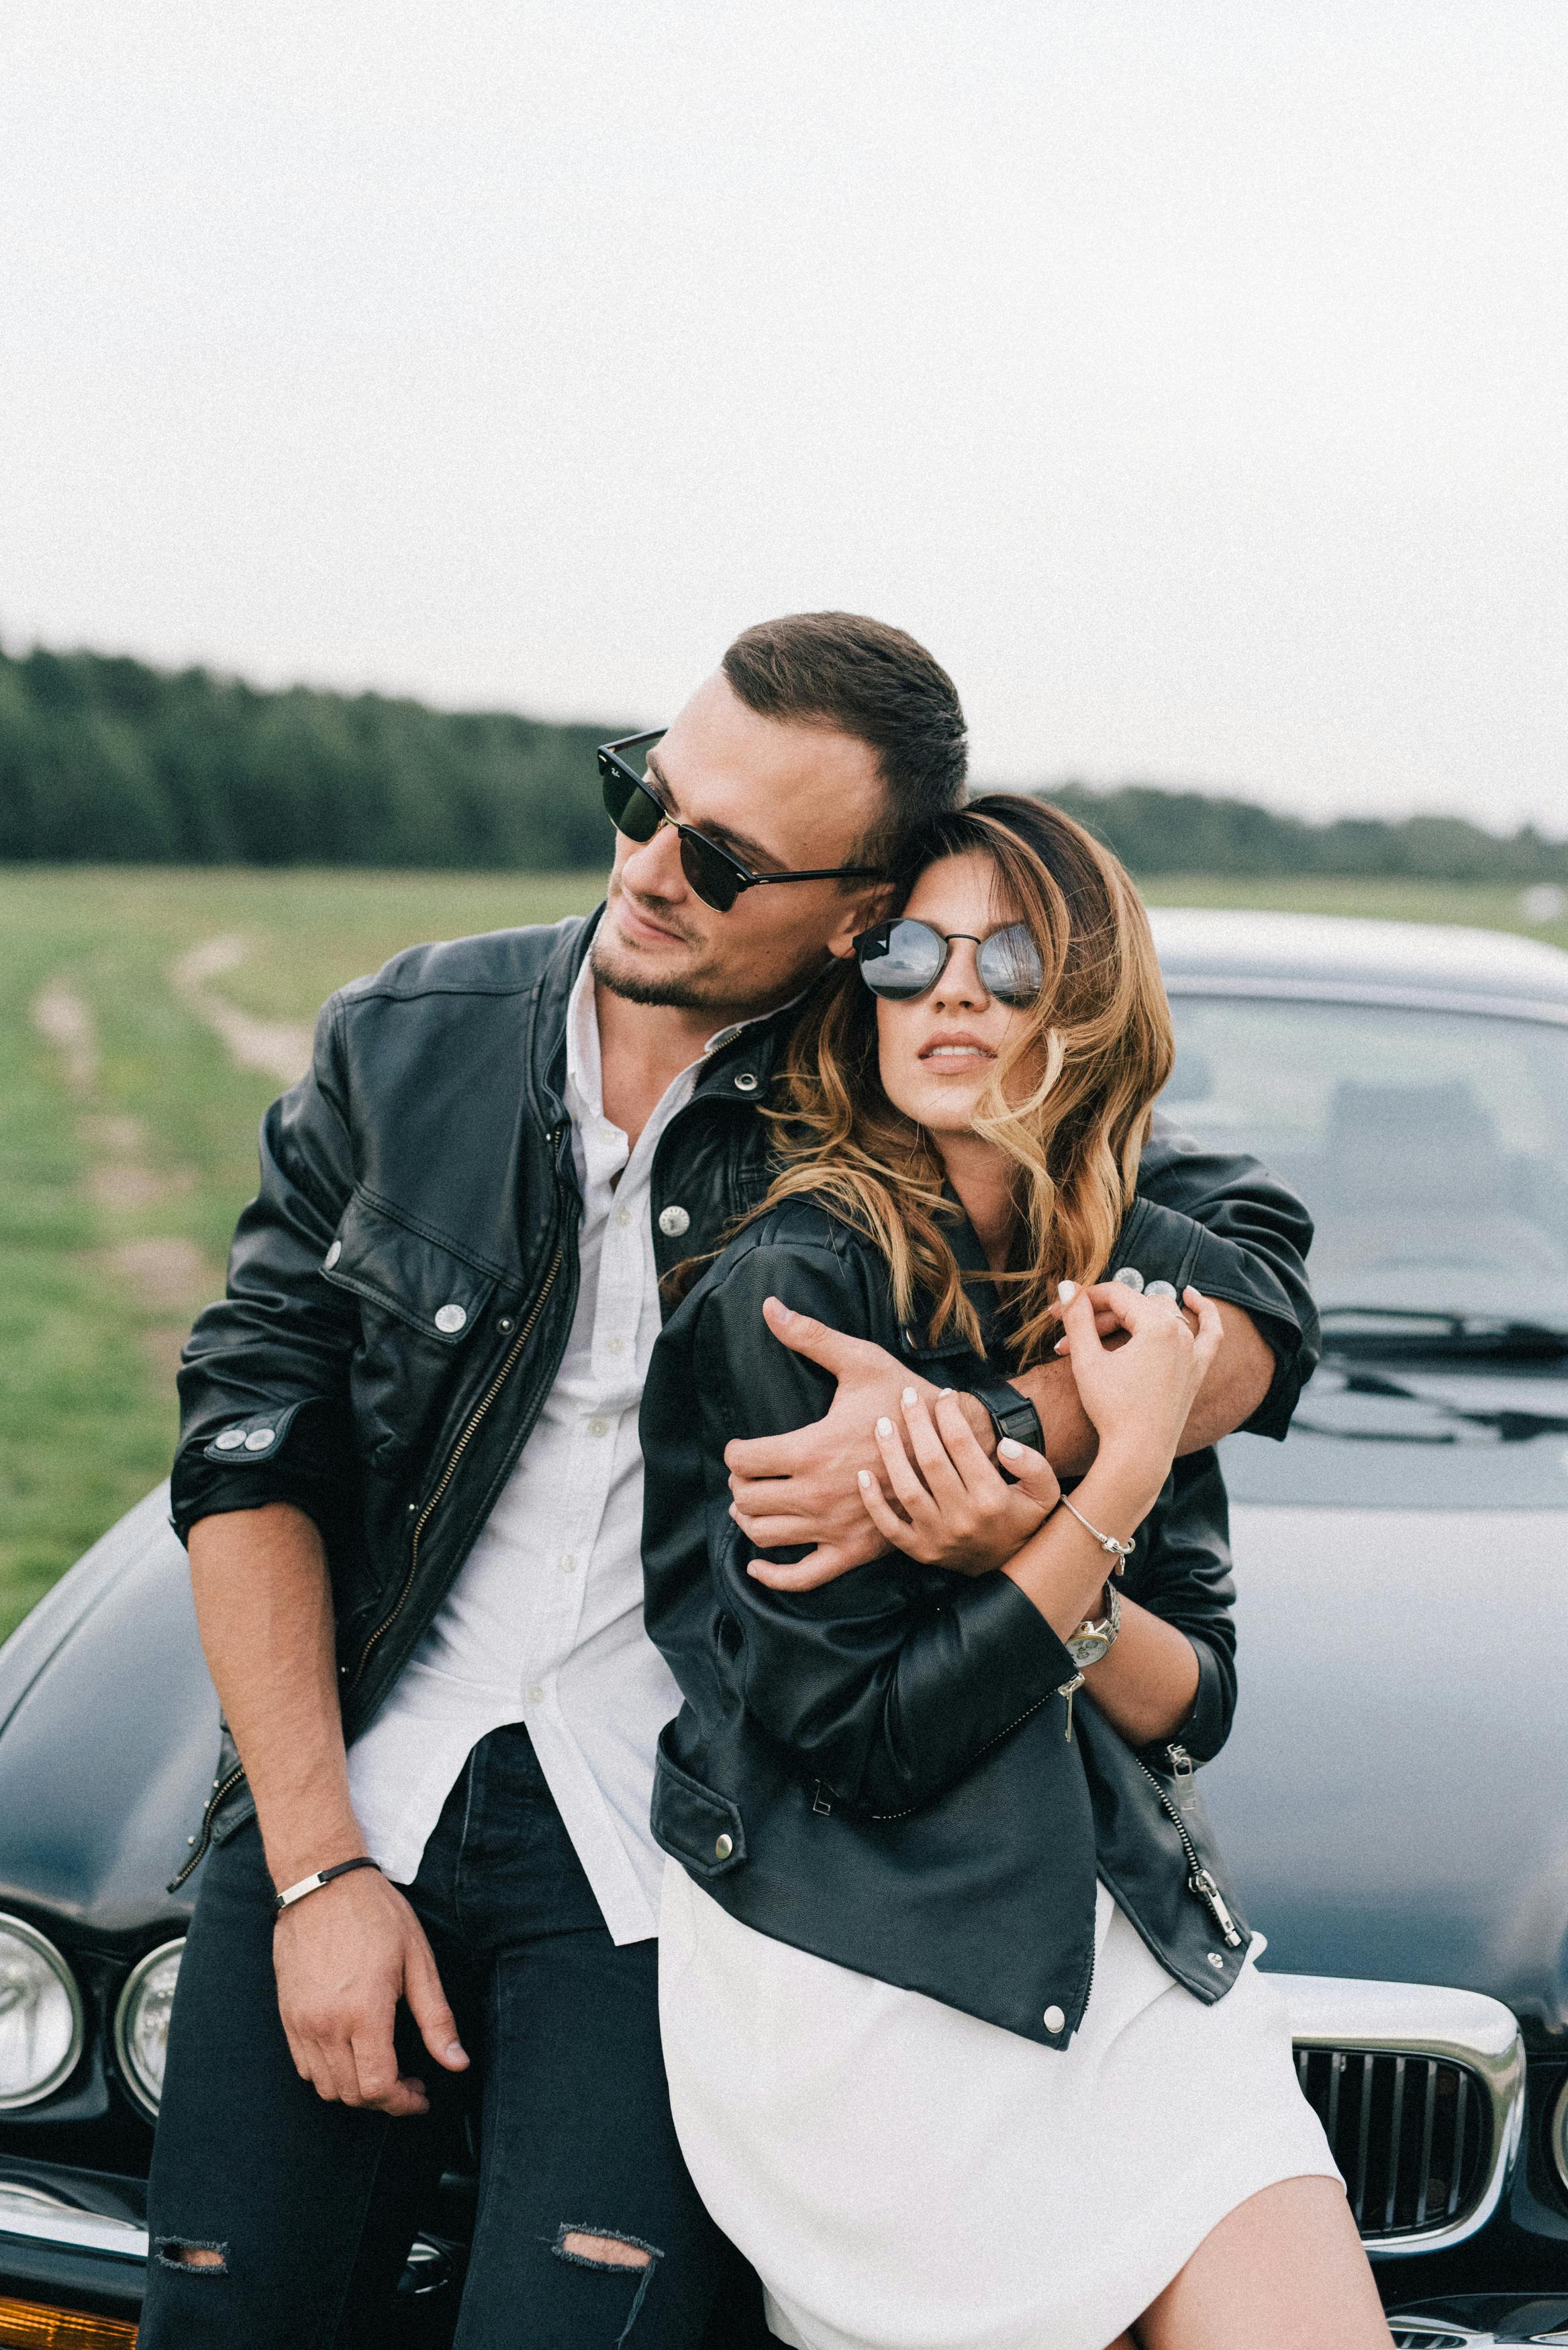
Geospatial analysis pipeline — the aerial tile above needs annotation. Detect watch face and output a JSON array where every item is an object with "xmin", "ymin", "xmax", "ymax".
[{"xmin": 1067, "ymin": 1628, "xmax": 1110, "ymax": 1668}]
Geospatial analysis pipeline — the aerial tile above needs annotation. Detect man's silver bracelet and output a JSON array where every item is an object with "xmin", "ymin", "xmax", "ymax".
[
  {"xmin": 273, "ymin": 1856, "xmax": 383, "ymax": 1917},
  {"xmin": 1057, "ymin": 1497, "xmax": 1136, "ymax": 1569}
]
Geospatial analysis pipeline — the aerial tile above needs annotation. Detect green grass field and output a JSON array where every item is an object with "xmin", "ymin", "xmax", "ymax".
[{"xmin": 4, "ymin": 863, "xmax": 1566, "ymax": 1642}]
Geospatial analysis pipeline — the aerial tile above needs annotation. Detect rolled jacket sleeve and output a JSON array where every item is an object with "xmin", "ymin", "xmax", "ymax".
[{"xmin": 170, "ymin": 994, "xmax": 360, "ymax": 1548}]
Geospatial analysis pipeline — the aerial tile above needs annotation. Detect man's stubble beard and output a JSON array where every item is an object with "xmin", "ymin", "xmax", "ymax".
[{"xmin": 590, "ymin": 912, "xmax": 833, "ymax": 1021}]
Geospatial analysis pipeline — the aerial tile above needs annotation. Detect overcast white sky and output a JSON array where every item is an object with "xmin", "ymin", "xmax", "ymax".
[{"xmin": 3, "ymin": 1, "xmax": 1565, "ymax": 827}]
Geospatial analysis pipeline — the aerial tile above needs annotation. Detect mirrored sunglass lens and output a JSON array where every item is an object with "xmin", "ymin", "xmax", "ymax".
[
  {"xmin": 977, "ymin": 924, "xmax": 1044, "ymax": 1004},
  {"xmin": 856, "ymin": 919, "xmax": 946, "ymax": 998}
]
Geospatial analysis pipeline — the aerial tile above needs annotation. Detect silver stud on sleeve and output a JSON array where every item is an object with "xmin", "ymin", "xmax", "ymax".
[
  {"xmin": 244, "ymin": 1427, "xmax": 277, "ymax": 1452},
  {"xmin": 1112, "ymin": 1266, "xmax": 1144, "ymax": 1290},
  {"xmin": 658, "ymin": 1205, "xmax": 691, "ymax": 1239},
  {"xmin": 213, "ymin": 1429, "xmax": 246, "ymax": 1451},
  {"xmin": 324, "ymin": 1239, "xmax": 342, "ymax": 1270}
]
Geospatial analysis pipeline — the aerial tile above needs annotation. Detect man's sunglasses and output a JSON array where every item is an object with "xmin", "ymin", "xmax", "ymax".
[
  {"xmin": 597, "ymin": 730, "xmax": 884, "ymax": 914},
  {"xmin": 853, "ymin": 917, "xmax": 1044, "ymax": 1006}
]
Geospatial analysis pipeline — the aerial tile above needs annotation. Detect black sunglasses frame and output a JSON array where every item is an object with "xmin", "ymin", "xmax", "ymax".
[
  {"xmin": 852, "ymin": 916, "xmax": 1045, "ymax": 1006},
  {"xmin": 597, "ymin": 729, "xmax": 884, "ymax": 914}
]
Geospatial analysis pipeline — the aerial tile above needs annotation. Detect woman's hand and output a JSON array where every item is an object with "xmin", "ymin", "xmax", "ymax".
[
  {"xmin": 851, "ymin": 1387, "xmax": 1061, "ymax": 1576},
  {"xmin": 1055, "ymin": 1279, "xmax": 1223, "ymax": 1487}
]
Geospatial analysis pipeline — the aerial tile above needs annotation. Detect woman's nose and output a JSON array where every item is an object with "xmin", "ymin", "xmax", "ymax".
[{"xmin": 930, "ymin": 937, "xmax": 989, "ymax": 1010}]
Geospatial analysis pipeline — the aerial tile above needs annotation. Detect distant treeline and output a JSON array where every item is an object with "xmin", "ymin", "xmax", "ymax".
[{"xmin": 3, "ymin": 639, "xmax": 1564, "ymax": 882}]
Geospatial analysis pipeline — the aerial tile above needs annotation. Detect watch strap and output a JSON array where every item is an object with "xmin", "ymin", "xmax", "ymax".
[{"xmin": 969, "ymin": 1378, "xmax": 1044, "ymax": 1468}]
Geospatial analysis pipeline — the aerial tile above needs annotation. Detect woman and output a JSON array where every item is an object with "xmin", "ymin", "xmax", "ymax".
[{"xmin": 639, "ymin": 796, "xmax": 1389, "ymax": 2350}]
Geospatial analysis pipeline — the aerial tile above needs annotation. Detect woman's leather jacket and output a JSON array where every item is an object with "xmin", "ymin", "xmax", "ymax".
[{"xmin": 641, "ymin": 1195, "xmax": 1277, "ymax": 2051}]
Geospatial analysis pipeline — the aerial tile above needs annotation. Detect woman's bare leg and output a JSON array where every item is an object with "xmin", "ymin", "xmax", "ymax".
[{"xmin": 1133, "ymin": 2177, "xmax": 1391, "ymax": 2349}]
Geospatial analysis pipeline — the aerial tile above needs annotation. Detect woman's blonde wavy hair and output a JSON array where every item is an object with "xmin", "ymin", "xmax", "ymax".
[{"xmin": 756, "ymin": 793, "xmax": 1175, "ymax": 1368}]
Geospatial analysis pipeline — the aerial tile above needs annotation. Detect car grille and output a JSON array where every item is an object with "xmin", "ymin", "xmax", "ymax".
[{"xmin": 1295, "ymin": 2046, "xmax": 1488, "ymax": 2239}]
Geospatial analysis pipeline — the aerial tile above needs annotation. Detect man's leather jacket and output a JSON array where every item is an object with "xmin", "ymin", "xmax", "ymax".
[
  {"xmin": 169, "ymin": 909, "xmax": 1318, "ymax": 1874},
  {"xmin": 642, "ymin": 1198, "xmax": 1261, "ymax": 2049}
]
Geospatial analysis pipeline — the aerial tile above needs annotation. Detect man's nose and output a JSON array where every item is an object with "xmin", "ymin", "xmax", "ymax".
[{"xmin": 620, "ymin": 818, "xmax": 689, "ymax": 902}]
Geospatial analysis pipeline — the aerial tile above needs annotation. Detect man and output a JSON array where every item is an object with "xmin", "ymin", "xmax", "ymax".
[{"xmin": 142, "ymin": 614, "xmax": 1316, "ymax": 2348}]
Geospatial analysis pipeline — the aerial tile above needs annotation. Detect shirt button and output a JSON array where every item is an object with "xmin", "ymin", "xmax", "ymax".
[
  {"xmin": 603, "ymin": 1335, "xmax": 624, "ymax": 1355},
  {"xmin": 614, "ymin": 1207, "xmax": 632, "ymax": 1229},
  {"xmin": 658, "ymin": 1205, "xmax": 691, "ymax": 1239},
  {"xmin": 528, "ymin": 1685, "xmax": 545, "ymax": 1703},
  {"xmin": 558, "ymin": 1553, "xmax": 578, "ymax": 1574},
  {"xmin": 587, "ymin": 1417, "xmax": 608, "ymax": 1438},
  {"xmin": 1043, "ymin": 2004, "xmax": 1066, "ymax": 2033}
]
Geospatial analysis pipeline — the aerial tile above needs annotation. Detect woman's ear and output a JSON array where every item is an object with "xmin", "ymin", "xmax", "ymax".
[{"xmin": 824, "ymin": 881, "xmax": 895, "ymax": 961}]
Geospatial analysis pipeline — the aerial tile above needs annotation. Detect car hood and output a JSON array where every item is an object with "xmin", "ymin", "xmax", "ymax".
[
  {"xmin": 0, "ymin": 1487, "xmax": 219, "ymax": 1938},
  {"xmin": 1204, "ymin": 1497, "xmax": 1568, "ymax": 2028}
]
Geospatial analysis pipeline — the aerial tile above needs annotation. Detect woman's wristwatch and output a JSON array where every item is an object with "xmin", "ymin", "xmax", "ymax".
[{"xmin": 1065, "ymin": 1580, "xmax": 1122, "ymax": 1670}]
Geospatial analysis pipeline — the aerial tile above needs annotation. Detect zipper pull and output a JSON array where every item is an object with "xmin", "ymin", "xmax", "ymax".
[
  {"xmin": 1167, "ymin": 1743, "xmax": 1195, "ymax": 1810},
  {"xmin": 1058, "ymin": 1673, "xmax": 1085, "ymax": 1742},
  {"xmin": 812, "ymin": 1781, "xmax": 834, "ymax": 1816},
  {"xmin": 1191, "ymin": 1867, "xmax": 1243, "ymax": 1948}
]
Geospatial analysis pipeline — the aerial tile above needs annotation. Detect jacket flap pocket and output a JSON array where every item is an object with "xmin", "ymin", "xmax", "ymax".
[
  {"xmin": 651, "ymin": 1732, "xmax": 746, "ymax": 1878},
  {"xmin": 323, "ymin": 1191, "xmax": 497, "ymax": 1344}
]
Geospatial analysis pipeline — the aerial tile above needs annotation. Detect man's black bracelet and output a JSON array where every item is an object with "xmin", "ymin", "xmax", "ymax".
[{"xmin": 273, "ymin": 1856, "xmax": 383, "ymax": 1917}]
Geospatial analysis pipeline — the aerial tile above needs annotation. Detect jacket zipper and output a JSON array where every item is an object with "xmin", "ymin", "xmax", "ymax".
[
  {"xmin": 168, "ymin": 1761, "xmax": 247, "ymax": 1891},
  {"xmin": 848, "ymin": 1684, "xmax": 1063, "ymax": 1825},
  {"xmin": 350, "ymin": 1230, "xmax": 566, "ymax": 1691},
  {"xmin": 1131, "ymin": 1752, "xmax": 1243, "ymax": 1947}
]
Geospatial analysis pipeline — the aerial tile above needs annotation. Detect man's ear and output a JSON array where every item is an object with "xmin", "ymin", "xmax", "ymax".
[{"xmin": 824, "ymin": 881, "xmax": 895, "ymax": 962}]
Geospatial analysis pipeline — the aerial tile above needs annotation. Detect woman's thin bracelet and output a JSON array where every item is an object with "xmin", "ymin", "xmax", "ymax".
[{"xmin": 1055, "ymin": 1497, "xmax": 1136, "ymax": 1570}]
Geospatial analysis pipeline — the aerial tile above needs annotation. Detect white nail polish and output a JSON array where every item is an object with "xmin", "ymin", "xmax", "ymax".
[
  {"xmin": 998, "ymin": 1438, "xmax": 1023, "ymax": 1460},
  {"xmin": 1058, "ymin": 1278, "xmax": 1078, "ymax": 1302},
  {"xmin": 901, "ymin": 1387, "xmax": 918, "ymax": 1405},
  {"xmin": 858, "ymin": 1469, "xmax": 873, "ymax": 1487},
  {"xmin": 876, "ymin": 1417, "xmax": 893, "ymax": 1438}
]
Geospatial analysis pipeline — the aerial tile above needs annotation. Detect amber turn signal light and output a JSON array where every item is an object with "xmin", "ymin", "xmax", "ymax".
[{"xmin": 0, "ymin": 2296, "xmax": 137, "ymax": 2347}]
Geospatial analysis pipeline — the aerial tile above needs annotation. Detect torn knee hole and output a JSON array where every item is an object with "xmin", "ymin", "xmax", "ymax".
[
  {"xmin": 156, "ymin": 2237, "xmax": 228, "ymax": 2274},
  {"xmin": 556, "ymin": 2228, "xmax": 655, "ymax": 2269}
]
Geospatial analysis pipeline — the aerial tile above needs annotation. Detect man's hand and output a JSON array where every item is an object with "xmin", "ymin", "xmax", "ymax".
[
  {"xmin": 273, "ymin": 1866, "xmax": 469, "ymax": 2118},
  {"xmin": 725, "ymin": 1296, "xmax": 996, "ymax": 1593}
]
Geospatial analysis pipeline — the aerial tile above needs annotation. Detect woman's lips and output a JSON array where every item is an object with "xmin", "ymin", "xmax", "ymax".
[{"xmin": 918, "ymin": 1035, "xmax": 995, "ymax": 1066}]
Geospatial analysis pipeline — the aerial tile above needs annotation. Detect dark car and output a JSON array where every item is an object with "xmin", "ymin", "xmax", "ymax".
[{"xmin": 4, "ymin": 908, "xmax": 1568, "ymax": 2349}]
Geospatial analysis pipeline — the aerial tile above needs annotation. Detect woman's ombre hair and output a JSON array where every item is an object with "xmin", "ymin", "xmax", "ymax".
[{"xmin": 757, "ymin": 793, "xmax": 1174, "ymax": 1366}]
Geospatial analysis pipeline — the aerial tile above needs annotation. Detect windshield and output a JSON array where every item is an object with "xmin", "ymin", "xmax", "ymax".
[{"xmin": 1161, "ymin": 996, "xmax": 1568, "ymax": 1330}]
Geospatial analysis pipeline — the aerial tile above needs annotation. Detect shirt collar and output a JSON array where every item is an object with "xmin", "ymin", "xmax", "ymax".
[{"xmin": 563, "ymin": 951, "xmax": 813, "ymax": 1127}]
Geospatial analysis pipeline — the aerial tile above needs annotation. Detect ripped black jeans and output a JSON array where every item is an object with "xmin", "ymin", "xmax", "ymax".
[{"xmin": 140, "ymin": 1722, "xmax": 756, "ymax": 2349}]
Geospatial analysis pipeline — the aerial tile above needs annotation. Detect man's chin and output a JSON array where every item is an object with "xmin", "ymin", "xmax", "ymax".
[{"xmin": 590, "ymin": 931, "xmax": 722, "ymax": 1012}]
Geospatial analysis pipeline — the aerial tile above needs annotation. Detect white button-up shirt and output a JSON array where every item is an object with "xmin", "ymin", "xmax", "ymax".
[{"xmin": 347, "ymin": 955, "xmax": 742, "ymax": 1943}]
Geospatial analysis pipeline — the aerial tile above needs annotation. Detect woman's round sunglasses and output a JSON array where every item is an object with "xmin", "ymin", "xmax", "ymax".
[
  {"xmin": 853, "ymin": 917, "xmax": 1044, "ymax": 1006},
  {"xmin": 597, "ymin": 729, "xmax": 883, "ymax": 914}
]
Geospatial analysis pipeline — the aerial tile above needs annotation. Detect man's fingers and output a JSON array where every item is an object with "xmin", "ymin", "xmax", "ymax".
[
  {"xmin": 730, "ymin": 1507, "xmax": 820, "ymax": 1547},
  {"xmin": 748, "ymin": 1541, "xmax": 858, "ymax": 1591},
  {"xmin": 724, "ymin": 1431, "xmax": 797, "ymax": 1479},
  {"xmin": 404, "ymin": 1939, "xmax": 469, "ymax": 2075},
  {"xmin": 349, "ymin": 2026, "xmax": 429, "ymax": 2117},
  {"xmin": 761, "ymin": 1294, "xmax": 885, "ymax": 1378}
]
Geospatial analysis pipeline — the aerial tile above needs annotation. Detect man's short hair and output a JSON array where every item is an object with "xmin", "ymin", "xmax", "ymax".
[{"xmin": 721, "ymin": 612, "xmax": 967, "ymax": 876}]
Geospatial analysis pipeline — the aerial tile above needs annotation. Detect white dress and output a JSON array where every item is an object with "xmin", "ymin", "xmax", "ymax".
[{"xmin": 660, "ymin": 1859, "xmax": 1341, "ymax": 2350}]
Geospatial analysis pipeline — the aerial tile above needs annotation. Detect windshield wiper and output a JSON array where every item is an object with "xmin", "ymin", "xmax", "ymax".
[{"xmin": 1320, "ymin": 1307, "xmax": 1568, "ymax": 1362}]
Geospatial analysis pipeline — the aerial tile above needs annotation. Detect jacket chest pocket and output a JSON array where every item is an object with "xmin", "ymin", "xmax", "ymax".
[{"xmin": 323, "ymin": 1190, "xmax": 503, "ymax": 1472}]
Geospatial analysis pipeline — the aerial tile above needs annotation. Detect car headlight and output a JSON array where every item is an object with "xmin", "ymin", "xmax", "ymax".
[
  {"xmin": 0, "ymin": 1912, "xmax": 85, "ymax": 2110},
  {"xmin": 113, "ymin": 1938, "xmax": 185, "ymax": 2118}
]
